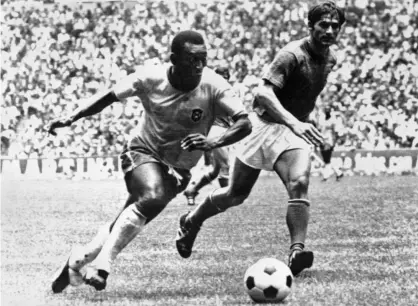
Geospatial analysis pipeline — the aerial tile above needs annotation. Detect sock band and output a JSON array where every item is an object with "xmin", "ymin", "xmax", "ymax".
[
  {"xmin": 288, "ymin": 199, "xmax": 310, "ymax": 207},
  {"xmin": 131, "ymin": 203, "xmax": 148, "ymax": 220},
  {"xmin": 290, "ymin": 242, "xmax": 305, "ymax": 251}
]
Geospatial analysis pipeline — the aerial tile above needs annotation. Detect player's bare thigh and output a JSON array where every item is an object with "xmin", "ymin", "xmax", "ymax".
[
  {"xmin": 125, "ymin": 162, "xmax": 179, "ymax": 201},
  {"xmin": 228, "ymin": 157, "xmax": 261, "ymax": 197},
  {"xmin": 273, "ymin": 149, "xmax": 311, "ymax": 198}
]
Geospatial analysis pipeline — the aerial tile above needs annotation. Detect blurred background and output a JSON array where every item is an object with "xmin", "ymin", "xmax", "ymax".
[{"xmin": 1, "ymin": 0, "xmax": 417, "ymax": 177}]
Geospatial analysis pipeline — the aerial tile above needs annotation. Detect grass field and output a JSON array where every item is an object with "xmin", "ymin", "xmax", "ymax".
[{"xmin": 1, "ymin": 175, "xmax": 418, "ymax": 306}]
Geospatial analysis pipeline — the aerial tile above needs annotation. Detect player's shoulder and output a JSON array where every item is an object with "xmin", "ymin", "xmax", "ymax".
[
  {"xmin": 283, "ymin": 37, "xmax": 307, "ymax": 51},
  {"xmin": 201, "ymin": 67, "xmax": 231, "ymax": 89},
  {"xmin": 133, "ymin": 62, "xmax": 168, "ymax": 80},
  {"xmin": 272, "ymin": 38, "xmax": 307, "ymax": 64},
  {"xmin": 281, "ymin": 37, "xmax": 308, "ymax": 56}
]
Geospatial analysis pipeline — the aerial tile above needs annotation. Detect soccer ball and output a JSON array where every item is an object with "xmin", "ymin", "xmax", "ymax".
[{"xmin": 244, "ymin": 258, "xmax": 293, "ymax": 303}]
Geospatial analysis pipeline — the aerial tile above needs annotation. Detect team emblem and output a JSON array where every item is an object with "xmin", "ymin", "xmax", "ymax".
[{"xmin": 191, "ymin": 109, "xmax": 203, "ymax": 122}]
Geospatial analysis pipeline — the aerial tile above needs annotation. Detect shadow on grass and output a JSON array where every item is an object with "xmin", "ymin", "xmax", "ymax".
[{"xmin": 297, "ymin": 268, "xmax": 393, "ymax": 283}]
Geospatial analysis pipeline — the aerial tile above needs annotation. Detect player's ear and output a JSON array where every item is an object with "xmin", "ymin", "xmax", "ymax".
[
  {"xmin": 308, "ymin": 21, "xmax": 313, "ymax": 31},
  {"xmin": 170, "ymin": 53, "xmax": 177, "ymax": 65}
]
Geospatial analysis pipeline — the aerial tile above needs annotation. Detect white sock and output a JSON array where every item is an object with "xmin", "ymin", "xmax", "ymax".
[
  {"xmin": 321, "ymin": 166, "xmax": 329, "ymax": 180},
  {"xmin": 69, "ymin": 223, "xmax": 111, "ymax": 271},
  {"xmin": 91, "ymin": 204, "xmax": 146, "ymax": 273},
  {"xmin": 333, "ymin": 165, "xmax": 342, "ymax": 176}
]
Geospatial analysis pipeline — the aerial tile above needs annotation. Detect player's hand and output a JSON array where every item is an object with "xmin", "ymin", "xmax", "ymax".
[
  {"xmin": 290, "ymin": 122, "xmax": 324, "ymax": 147},
  {"xmin": 181, "ymin": 134, "xmax": 214, "ymax": 152},
  {"xmin": 47, "ymin": 117, "xmax": 73, "ymax": 136}
]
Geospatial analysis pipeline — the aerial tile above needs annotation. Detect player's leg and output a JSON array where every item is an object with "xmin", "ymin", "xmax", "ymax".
[
  {"xmin": 51, "ymin": 194, "xmax": 136, "ymax": 293},
  {"xmin": 84, "ymin": 162, "xmax": 181, "ymax": 290},
  {"xmin": 213, "ymin": 145, "xmax": 230, "ymax": 188},
  {"xmin": 218, "ymin": 176, "xmax": 229, "ymax": 188},
  {"xmin": 176, "ymin": 157, "xmax": 260, "ymax": 258},
  {"xmin": 320, "ymin": 146, "xmax": 332, "ymax": 181},
  {"xmin": 71, "ymin": 194, "xmax": 135, "ymax": 266},
  {"xmin": 327, "ymin": 146, "xmax": 343, "ymax": 180},
  {"xmin": 274, "ymin": 148, "xmax": 314, "ymax": 276},
  {"xmin": 184, "ymin": 152, "xmax": 219, "ymax": 205}
]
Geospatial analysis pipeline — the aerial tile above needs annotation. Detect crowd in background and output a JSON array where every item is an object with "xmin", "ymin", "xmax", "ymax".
[{"xmin": 1, "ymin": 0, "xmax": 418, "ymax": 158}]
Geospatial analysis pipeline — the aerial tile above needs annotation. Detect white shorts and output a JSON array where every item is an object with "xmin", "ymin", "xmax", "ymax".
[{"xmin": 236, "ymin": 113, "xmax": 311, "ymax": 171}]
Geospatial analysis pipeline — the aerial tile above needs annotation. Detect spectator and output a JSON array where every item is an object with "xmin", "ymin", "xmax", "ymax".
[{"xmin": 1, "ymin": 0, "xmax": 417, "ymax": 159}]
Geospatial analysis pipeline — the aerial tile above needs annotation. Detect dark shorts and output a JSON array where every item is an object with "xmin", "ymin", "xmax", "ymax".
[
  {"xmin": 120, "ymin": 136, "xmax": 191, "ymax": 193},
  {"xmin": 320, "ymin": 144, "xmax": 334, "ymax": 164}
]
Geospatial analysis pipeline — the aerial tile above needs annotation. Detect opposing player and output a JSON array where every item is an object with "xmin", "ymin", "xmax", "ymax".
[
  {"xmin": 176, "ymin": 2, "xmax": 346, "ymax": 276},
  {"xmin": 318, "ymin": 107, "xmax": 344, "ymax": 181},
  {"xmin": 49, "ymin": 30, "xmax": 251, "ymax": 292},
  {"xmin": 183, "ymin": 65, "xmax": 233, "ymax": 205}
]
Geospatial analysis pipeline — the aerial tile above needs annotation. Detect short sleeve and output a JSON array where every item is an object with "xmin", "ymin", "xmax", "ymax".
[
  {"xmin": 113, "ymin": 72, "xmax": 144, "ymax": 100},
  {"xmin": 214, "ymin": 85, "xmax": 247, "ymax": 121},
  {"xmin": 262, "ymin": 51, "xmax": 297, "ymax": 89}
]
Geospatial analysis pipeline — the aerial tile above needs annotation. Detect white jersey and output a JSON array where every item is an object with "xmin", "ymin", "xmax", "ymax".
[{"xmin": 113, "ymin": 64, "xmax": 246, "ymax": 169}]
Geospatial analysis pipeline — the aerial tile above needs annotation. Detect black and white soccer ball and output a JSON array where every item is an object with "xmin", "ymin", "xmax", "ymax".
[{"xmin": 244, "ymin": 258, "xmax": 293, "ymax": 303}]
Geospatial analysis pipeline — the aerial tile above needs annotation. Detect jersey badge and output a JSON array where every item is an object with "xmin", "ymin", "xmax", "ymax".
[{"xmin": 191, "ymin": 109, "xmax": 203, "ymax": 122}]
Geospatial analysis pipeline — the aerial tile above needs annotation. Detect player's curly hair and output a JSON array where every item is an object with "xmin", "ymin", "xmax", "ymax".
[{"xmin": 308, "ymin": 1, "xmax": 346, "ymax": 27}]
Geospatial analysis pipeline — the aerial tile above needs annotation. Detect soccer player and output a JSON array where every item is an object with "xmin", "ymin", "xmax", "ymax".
[
  {"xmin": 318, "ymin": 107, "xmax": 344, "ymax": 181},
  {"xmin": 176, "ymin": 2, "xmax": 346, "ymax": 276},
  {"xmin": 183, "ymin": 65, "xmax": 233, "ymax": 205},
  {"xmin": 49, "ymin": 30, "xmax": 251, "ymax": 292}
]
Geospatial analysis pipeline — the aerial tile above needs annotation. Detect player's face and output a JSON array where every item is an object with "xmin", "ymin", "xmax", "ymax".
[
  {"xmin": 311, "ymin": 13, "xmax": 341, "ymax": 47},
  {"xmin": 177, "ymin": 43, "xmax": 207, "ymax": 79}
]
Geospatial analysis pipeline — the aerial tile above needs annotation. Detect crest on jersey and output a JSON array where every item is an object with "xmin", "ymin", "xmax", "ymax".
[{"xmin": 191, "ymin": 109, "xmax": 203, "ymax": 122}]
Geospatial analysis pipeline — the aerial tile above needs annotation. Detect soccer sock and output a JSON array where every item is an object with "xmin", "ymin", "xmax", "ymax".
[
  {"xmin": 286, "ymin": 199, "xmax": 310, "ymax": 248},
  {"xmin": 332, "ymin": 165, "xmax": 342, "ymax": 176},
  {"xmin": 69, "ymin": 223, "xmax": 111, "ymax": 271},
  {"xmin": 322, "ymin": 165, "xmax": 331, "ymax": 180},
  {"xmin": 218, "ymin": 177, "xmax": 229, "ymax": 188},
  {"xmin": 188, "ymin": 188, "xmax": 225, "ymax": 226},
  {"xmin": 194, "ymin": 172, "xmax": 215, "ymax": 193},
  {"xmin": 91, "ymin": 204, "xmax": 146, "ymax": 273}
]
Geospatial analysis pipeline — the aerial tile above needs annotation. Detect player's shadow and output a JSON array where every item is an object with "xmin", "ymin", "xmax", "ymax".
[
  {"xmin": 295, "ymin": 269, "xmax": 387, "ymax": 283},
  {"xmin": 91, "ymin": 287, "xmax": 210, "ymax": 300}
]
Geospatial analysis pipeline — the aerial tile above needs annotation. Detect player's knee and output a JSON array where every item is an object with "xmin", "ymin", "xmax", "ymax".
[
  {"xmin": 226, "ymin": 188, "xmax": 250, "ymax": 207},
  {"xmin": 287, "ymin": 175, "xmax": 309, "ymax": 197},
  {"xmin": 133, "ymin": 189, "xmax": 170, "ymax": 221}
]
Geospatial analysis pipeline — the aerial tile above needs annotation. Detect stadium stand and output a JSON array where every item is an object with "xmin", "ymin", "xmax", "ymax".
[{"xmin": 1, "ymin": 0, "xmax": 417, "ymax": 158}]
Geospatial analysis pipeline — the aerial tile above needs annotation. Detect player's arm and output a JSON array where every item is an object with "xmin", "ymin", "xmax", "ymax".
[
  {"xmin": 48, "ymin": 90, "xmax": 119, "ymax": 135},
  {"xmin": 255, "ymin": 50, "xmax": 323, "ymax": 146},
  {"xmin": 256, "ymin": 83, "xmax": 323, "ymax": 146},
  {"xmin": 48, "ymin": 72, "xmax": 141, "ymax": 136},
  {"xmin": 208, "ymin": 112, "xmax": 251, "ymax": 149},
  {"xmin": 181, "ymin": 112, "xmax": 251, "ymax": 152}
]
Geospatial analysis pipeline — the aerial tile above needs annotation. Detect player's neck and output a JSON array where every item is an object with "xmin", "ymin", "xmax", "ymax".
[
  {"xmin": 168, "ymin": 66, "xmax": 201, "ymax": 92},
  {"xmin": 307, "ymin": 37, "xmax": 329, "ymax": 58}
]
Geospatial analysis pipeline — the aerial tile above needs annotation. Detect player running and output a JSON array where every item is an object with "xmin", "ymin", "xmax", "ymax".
[
  {"xmin": 183, "ymin": 65, "xmax": 233, "ymax": 205},
  {"xmin": 49, "ymin": 30, "xmax": 251, "ymax": 293},
  {"xmin": 176, "ymin": 2, "xmax": 346, "ymax": 277}
]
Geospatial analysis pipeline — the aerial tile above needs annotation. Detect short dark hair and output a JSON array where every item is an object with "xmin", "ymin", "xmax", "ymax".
[
  {"xmin": 308, "ymin": 1, "xmax": 346, "ymax": 27},
  {"xmin": 171, "ymin": 30, "xmax": 205, "ymax": 55}
]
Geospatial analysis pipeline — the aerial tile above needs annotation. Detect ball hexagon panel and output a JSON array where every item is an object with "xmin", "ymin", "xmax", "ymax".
[{"xmin": 248, "ymin": 287, "xmax": 266, "ymax": 303}]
